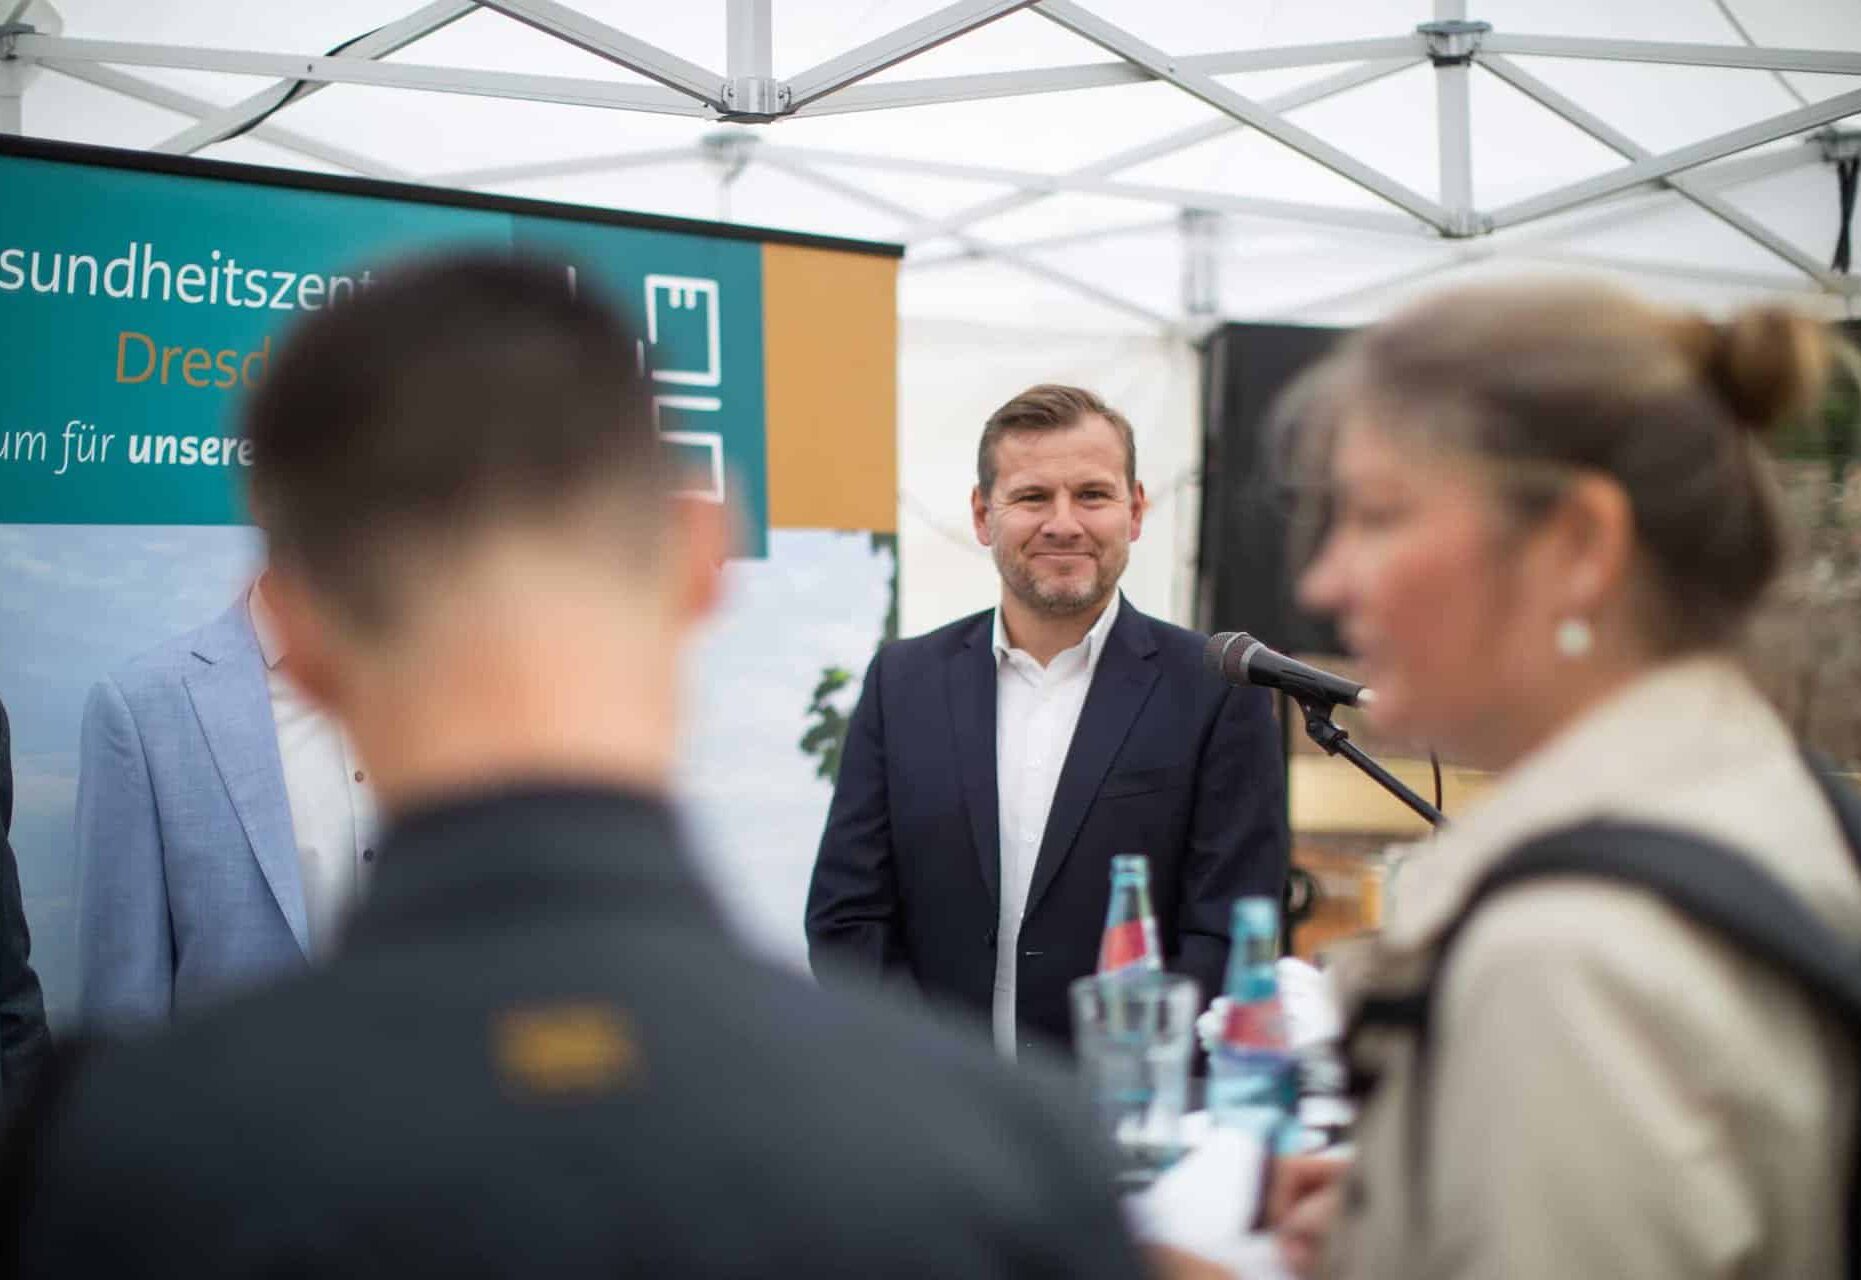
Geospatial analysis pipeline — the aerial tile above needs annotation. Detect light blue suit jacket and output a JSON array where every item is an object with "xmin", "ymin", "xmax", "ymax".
[{"xmin": 75, "ymin": 598, "xmax": 307, "ymax": 1029}]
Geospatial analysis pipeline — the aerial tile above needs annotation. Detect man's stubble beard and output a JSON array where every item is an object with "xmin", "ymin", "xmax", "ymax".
[{"xmin": 993, "ymin": 536, "xmax": 1126, "ymax": 619}]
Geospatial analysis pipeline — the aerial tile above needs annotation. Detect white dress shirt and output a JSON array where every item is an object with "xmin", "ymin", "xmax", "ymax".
[
  {"xmin": 248, "ymin": 587, "xmax": 378, "ymax": 955},
  {"xmin": 992, "ymin": 592, "xmax": 1120, "ymax": 1059}
]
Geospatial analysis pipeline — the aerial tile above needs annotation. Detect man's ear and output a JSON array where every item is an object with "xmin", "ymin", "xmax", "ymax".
[
  {"xmin": 971, "ymin": 486, "xmax": 992, "ymax": 547},
  {"xmin": 257, "ymin": 565, "xmax": 345, "ymax": 713},
  {"xmin": 673, "ymin": 496, "xmax": 729, "ymax": 626},
  {"xmin": 1128, "ymin": 479, "xmax": 1148, "ymax": 543}
]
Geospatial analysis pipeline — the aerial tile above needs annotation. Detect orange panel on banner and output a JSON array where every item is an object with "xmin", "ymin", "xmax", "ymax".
[{"xmin": 761, "ymin": 242, "xmax": 898, "ymax": 533}]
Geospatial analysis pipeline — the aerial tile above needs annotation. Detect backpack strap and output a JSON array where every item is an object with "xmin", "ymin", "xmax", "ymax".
[
  {"xmin": 1342, "ymin": 757, "xmax": 1861, "ymax": 1267},
  {"xmin": 1461, "ymin": 821, "xmax": 1861, "ymax": 1026}
]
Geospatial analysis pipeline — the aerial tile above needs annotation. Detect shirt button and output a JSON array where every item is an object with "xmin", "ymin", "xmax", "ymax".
[
  {"xmin": 354, "ymin": 770, "xmax": 366, "ymax": 783},
  {"xmin": 362, "ymin": 848, "xmax": 376, "ymax": 864}
]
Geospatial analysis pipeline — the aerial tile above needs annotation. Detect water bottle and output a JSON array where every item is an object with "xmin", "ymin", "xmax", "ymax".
[
  {"xmin": 1208, "ymin": 896, "xmax": 1301, "ymax": 1152},
  {"xmin": 1098, "ymin": 854, "xmax": 1163, "ymax": 975}
]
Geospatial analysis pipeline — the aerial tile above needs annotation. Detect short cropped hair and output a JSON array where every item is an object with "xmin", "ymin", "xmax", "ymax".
[
  {"xmin": 977, "ymin": 384, "xmax": 1137, "ymax": 498},
  {"xmin": 244, "ymin": 251, "xmax": 666, "ymax": 627}
]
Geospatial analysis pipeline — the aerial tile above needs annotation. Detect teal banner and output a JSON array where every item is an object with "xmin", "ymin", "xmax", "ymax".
[
  {"xmin": 0, "ymin": 152, "xmax": 768, "ymax": 554},
  {"xmin": 0, "ymin": 139, "xmax": 903, "ymax": 1028}
]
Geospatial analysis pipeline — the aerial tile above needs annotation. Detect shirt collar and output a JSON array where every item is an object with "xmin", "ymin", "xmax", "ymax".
[
  {"xmin": 247, "ymin": 581, "xmax": 287, "ymax": 671},
  {"xmin": 991, "ymin": 591, "xmax": 1121, "ymax": 670},
  {"xmin": 343, "ymin": 783, "xmax": 720, "ymax": 949}
]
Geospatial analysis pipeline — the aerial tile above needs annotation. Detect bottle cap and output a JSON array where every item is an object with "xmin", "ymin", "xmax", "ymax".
[
  {"xmin": 1232, "ymin": 896, "xmax": 1280, "ymax": 942},
  {"xmin": 1110, "ymin": 854, "xmax": 1149, "ymax": 881}
]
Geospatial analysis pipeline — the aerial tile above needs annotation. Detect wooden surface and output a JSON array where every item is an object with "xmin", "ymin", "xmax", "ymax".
[{"xmin": 1285, "ymin": 752, "xmax": 1484, "ymax": 958}]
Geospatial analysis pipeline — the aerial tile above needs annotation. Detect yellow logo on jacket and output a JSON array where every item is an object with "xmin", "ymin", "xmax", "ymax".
[{"xmin": 492, "ymin": 1002, "xmax": 640, "ymax": 1098}]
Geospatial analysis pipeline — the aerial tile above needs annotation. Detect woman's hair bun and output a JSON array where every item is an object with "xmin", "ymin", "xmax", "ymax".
[{"xmin": 1691, "ymin": 304, "xmax": 1833, "ymax": 435}]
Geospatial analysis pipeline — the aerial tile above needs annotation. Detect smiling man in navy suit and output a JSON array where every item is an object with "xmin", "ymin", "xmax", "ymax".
[{"xmin": 807, "ymin": 384, "xmax": 1289, "ymax": 1058}]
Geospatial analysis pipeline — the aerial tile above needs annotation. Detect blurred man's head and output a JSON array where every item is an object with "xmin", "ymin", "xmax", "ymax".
[{"xmin": 244, "ymin": 252, "xmax": 724, "ymax": 808}]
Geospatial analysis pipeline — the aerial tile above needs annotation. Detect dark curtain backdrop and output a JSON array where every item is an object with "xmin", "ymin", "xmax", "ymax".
[{"xmin": 1195, "ymin": 321, "xmax": 1344, "ymax": 655}]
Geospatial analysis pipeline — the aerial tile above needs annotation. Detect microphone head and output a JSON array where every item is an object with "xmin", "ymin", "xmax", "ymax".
[
  {"xmin": 1203, "ymin": 631, "xmax": 1257, "ymax": 682},
  {"xmin": 1202, "ymin": 633, "xmax": 1230, "ymax": 677}
]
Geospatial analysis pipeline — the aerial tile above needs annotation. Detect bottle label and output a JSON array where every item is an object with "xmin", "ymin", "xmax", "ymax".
[
  {"xmin": 1223, "ymin": 999, "xmax": 1288, "ymax": 1049},
  {"xmin": 1099, "ymin": 920, "xmax": 1150, "ymax": 973}
]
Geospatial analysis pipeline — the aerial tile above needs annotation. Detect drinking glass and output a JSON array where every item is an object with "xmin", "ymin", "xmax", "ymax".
[{"xmin": 1070, "ymin": 971, "xmax": 1200, "ymax": 1179}]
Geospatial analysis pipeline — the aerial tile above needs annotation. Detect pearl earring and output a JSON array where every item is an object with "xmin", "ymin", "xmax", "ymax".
[{"xmin": 1555, "ymin": 617, "xmax": 1594, "ymax": 660}]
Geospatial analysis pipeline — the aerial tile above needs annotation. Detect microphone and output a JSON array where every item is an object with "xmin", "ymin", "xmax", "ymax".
[{"xmin": 1204, "ymin": 632, "xmax": 1374, "ymax": 709}]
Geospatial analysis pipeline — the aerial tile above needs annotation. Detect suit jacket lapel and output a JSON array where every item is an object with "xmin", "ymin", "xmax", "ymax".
[
  {"xmin": 1025, "ymin": 603, "xmax": 1160, "ymax": 918},
  {"xmin": 186, "ymin": 601, "xmax": 310, "ymax": 957},
  {"xmin": 947, "ymin": 616, "xmax": 1000, "ymax": 911}
]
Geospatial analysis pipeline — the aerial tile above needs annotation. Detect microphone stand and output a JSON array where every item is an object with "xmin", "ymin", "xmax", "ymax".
[{"xmin": 1297, "ymin": 698, "xmax": 1446, "ymax": 828}]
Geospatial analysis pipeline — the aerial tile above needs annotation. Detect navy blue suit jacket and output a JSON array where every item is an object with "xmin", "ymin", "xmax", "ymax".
[
  {"xmin": 806, "ymin": 598, "xmax": 1289, "ymax": 1054},
  {"xmin": 0, "ymin": 699, "xmax": 49, "ymax": 1118}
]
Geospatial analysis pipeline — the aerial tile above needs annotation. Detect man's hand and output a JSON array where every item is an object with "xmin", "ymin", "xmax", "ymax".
[{"xmin": 1267, "ymin": 1155, "xmax": 1350, "ymax": 1279}]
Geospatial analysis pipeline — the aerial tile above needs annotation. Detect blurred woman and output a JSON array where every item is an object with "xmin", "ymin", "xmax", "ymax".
[{"xmin": 1276, "ymin": 281, "xmax": 1857, "ymax": 1279}]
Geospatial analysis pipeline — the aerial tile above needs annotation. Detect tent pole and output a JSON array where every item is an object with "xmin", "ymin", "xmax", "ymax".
[
  {"xmin": 1425, "ymin": 2, "xmax": 1479, "ymax": 236},
  {"xmin": 152, "ymin": 0, "xmax": 472, "ymax": 157},
  {"xmin": 904, "ymin": 58, "xmax": 1417, "ymax": 244},
  {"xmin": 723, "ymin": 0, "xmax": 780, "ymax": 118},
  {"xmin": 1489, "ymin": 85, "xmax": 1861, "ymax": 230},
  {"xmin": 477, "ymin": 0, "xmax": 725, "ymax": 105},
  {"xmin": 785, "ymin": 0, "xmax": 1035, "ymax": 110},
  {"xmin": 45, "ymin": 60, "xmax": 409, "ymax": 178},
  {"xmin": 727, "ymin": 0, "xmax": 771, "ymax": 79},
  {"xmin": 1481, "ymin": 53, "xmax": 1842, "ymax": 290},
  {"xmin": 12, "ymin": 32, "xmax": 712, "ymax": 116},
  {"xmin": 762, "ymin": 149, "xmax": 1181, "ymax": 332},
  {"xmin": 0, "ymin": 1, "xmax": 51, "ymax": 136},
  {"xmin": 1035, "ymin": 0, "xmax": 1454, "ymax": 232}
]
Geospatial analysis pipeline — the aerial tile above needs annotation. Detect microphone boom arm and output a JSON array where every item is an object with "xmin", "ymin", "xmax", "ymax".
[{"xmin": 1297, "ymin": 699, "xmax": 1446, "ymax": 828}]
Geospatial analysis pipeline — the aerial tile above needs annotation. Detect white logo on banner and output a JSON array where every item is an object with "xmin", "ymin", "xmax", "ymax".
[
  {"xmin": 653, "ymin": 395, "xmax": 725, "ymax": 504},
  {"xmin": 639, "ymin": 276, "xmax": 725, "ymax": 502},
  {"xmin": 645, "ymin": 275, "xmax": 721, "ymax": 387}
]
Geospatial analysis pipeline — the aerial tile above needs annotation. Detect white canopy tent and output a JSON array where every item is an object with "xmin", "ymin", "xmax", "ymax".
[{"xmin": 8, "ymin": 0, "xmax": 1861, "ymax": 631}]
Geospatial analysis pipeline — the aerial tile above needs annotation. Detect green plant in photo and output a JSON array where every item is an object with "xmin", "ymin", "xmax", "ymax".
[{"xmin": 800, "ymin": 666, "xmax": 854, "ymax": 782}]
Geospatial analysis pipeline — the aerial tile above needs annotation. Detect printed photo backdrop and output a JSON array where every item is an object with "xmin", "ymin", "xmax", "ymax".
[{"xmin": 0, "ymin": 138, "xmax": 899, "ymax": 1021}]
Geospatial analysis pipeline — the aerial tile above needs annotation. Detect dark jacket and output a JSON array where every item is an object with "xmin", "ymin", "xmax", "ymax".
[
  {"xmin": 0, "ymin": 699, "xmax": 49, "ymax": 1120},
  {"xmin": 8, "ymin": 787, "xmax": 1145, "ymax": 1279},
  {"xmin": 806, "ymin": 599, "xmax": 1289, "ymax": 1054}
]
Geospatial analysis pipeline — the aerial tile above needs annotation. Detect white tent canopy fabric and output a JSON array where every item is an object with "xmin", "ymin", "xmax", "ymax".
[{"xmin": 10, "ymin": 0, "xmax": 1861, "ymax": 625}]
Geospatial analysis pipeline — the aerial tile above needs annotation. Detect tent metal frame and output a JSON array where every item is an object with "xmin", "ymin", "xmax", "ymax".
[{"xmin": 5, "ymin": 0, "xmax": 1861, "ymax": 331}]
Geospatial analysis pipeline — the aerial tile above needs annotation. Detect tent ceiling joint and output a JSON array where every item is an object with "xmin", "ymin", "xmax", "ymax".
[
  {"xmin": 718, "ymin": 76, "xmax": 787, "ymax": 120},
  {"xmin": 1418, "ymin": 18, "xmax": 1490, "ymax": 68},
  {"xmin": 1817, "ymin": 129, "xmax": 1861, "ymax": 165}
]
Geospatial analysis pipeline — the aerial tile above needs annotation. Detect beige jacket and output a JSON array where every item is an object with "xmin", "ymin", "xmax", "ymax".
[{"xmin": 1328, "ymin": 657, "xmax": 1861, "ymax": 1280}]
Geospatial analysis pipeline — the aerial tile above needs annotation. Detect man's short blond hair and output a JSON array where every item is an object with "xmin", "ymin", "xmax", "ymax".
[{"xmin": 976, "ymin": 384, "xmax": 1137, "ymax": 497}]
